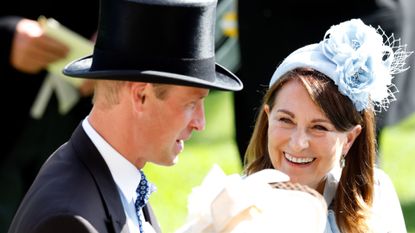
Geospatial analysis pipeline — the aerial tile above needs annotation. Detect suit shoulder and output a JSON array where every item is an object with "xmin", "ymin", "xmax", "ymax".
[{"xmin": 32, "ymin": 215, "xmax": 99, "ymax": 233}]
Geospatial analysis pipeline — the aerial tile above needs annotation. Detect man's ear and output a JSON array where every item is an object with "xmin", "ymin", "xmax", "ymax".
[{"xmin": 130, "ymin": 82, "xmax": 149, "ymax": 109}]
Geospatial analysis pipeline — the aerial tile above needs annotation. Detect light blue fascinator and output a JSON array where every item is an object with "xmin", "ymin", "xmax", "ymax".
[{"xmin": 269, "ymin": 19, "xmax": 412, "ymax": 112}]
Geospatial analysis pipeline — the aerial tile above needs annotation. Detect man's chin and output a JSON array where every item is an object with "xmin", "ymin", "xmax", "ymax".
[
  {"xmin": 172, "ymin": 156, "xmax": 179, "ymax": 165},
  {"xmin": 155, "ymin": 154, "xmax": 179, "ymax": 166}
]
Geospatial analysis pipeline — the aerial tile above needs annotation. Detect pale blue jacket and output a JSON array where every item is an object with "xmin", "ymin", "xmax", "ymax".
[{"xmin": 323, "ymin": 167, "xmax": 406, "ymax": 233}]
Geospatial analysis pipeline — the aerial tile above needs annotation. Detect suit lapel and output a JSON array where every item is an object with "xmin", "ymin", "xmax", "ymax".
[
  {"xmin": 69, "ymin": 124, "xmax": 130, "ymax": 233},
  {"xmin": 143, "ymin": 205, "xmax": 162, "ymax": 233}
]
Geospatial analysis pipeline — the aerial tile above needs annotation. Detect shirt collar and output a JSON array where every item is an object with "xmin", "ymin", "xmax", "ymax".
[
  {"xmin": 82, "ymin": 117, "xmax": 141, "ymax": 202},
  {"xmin": 323, "ymin": 166, "xmax": 342, "ymax": 207}
]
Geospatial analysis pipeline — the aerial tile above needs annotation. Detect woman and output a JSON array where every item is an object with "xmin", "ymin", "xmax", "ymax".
[{"xmin": 244, "ymin": 19, "xmax": 409, "ymax": 232}]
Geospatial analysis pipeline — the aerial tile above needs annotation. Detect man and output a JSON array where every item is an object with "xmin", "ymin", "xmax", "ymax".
[{"xmin": 8, "ymin": 0, "xmax": 243, "ymax": 232}]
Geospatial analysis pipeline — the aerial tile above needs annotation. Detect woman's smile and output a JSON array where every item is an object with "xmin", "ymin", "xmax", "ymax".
[{"xmin": 284, "ymin": 152, "xmax": 316, "ymax": 165}]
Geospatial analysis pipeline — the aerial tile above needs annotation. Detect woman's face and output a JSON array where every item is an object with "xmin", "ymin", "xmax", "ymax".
[{"xmin": 265, "ymin": 79, "xmax": 360, "ymax": 190}]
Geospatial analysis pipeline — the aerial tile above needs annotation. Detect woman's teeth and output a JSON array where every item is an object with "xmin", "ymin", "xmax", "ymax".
[{"xmin": 284, "ymin": 153, "xmax": 315, "ymax": 164}]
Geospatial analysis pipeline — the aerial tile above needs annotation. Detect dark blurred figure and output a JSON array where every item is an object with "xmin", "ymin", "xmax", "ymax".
[
  {"xmin": 379, "ymin": 0, "xmax": 415, "ymax": 132},
  {"xmin": 235, "ymin": 0, "xmax": 406, "ymax": 163},
  {"xmin": 0, "ymin": 1, "xmax": 98, "ymax": 231}
]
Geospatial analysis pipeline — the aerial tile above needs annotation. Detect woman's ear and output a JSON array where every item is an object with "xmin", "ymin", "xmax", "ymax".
[
  {"xmin": 342, "ymin": 124, "xmax": 362, "ymax": 155},
  {"xmin": 264, "ymin": 104, "xmax": 270, "ymax": 118}
]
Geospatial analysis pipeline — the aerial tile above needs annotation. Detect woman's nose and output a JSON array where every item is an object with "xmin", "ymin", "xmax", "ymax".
[{"xmin": 289, "ymin": 128, "xmax": 309, "ymax": 152}]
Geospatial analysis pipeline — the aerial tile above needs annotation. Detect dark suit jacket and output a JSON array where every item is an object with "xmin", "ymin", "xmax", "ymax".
[{"xmin": 8, "ymin": 124, "xmax": 162, "ymax": 233}]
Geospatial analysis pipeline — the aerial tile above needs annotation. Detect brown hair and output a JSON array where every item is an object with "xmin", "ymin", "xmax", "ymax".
[
  {"xmin": 92, "ymin": 81, "xmax": 171, "ymax": 107},
  {"xmin": 244, "ymin": 68, "xmax": 375, "ymax": 232},
  {"xmin": 92, "ymin": 80, "xmax": 125, "ymax": 106},
  {"xmin": 152, "ymin": 83, "xmax": 171, "ymax": 100}
]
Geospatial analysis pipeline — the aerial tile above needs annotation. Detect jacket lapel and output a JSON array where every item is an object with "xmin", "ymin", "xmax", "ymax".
[
  {"xmin": 70, "ymin": 124, "xmax": 131, "ymax": 233},
  {"xmin": 143, "ymin": 205, "xmax": 162, "ymax": 233}
]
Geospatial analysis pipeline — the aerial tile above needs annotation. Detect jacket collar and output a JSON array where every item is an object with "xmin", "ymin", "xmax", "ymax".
[{"xmin": 70, "ymin": 124, "xmax": 131, "ymax": 233}]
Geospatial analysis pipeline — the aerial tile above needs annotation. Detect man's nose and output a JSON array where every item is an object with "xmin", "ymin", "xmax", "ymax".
[{"xmin": 190, "ymin": 104, "xmax": 206, "ymax": 131}]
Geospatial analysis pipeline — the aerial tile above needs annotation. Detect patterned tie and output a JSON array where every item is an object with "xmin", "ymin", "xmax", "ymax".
[{"xmin": 135, "ymin": 170, "xmax": 155, "ymax": 233}]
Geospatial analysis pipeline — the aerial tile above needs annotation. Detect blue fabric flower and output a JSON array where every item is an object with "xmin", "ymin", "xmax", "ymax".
[
  {"xmin": 270, "ymin": 19, "xmax": 412, "ymax": 112},
  {"xmin": 321, "ymin": 19, "xmax": 394, "ymax": 111}
]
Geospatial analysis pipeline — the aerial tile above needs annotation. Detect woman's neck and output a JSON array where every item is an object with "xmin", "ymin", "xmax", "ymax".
[{"xmin": 316, "ymin": 177, "xmax": 327, "ymax": 194}]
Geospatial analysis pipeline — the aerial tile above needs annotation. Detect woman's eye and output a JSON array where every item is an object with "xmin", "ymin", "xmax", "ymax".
[
  {"xmin": 278, "ymin": 117, "xmax": 292, "ymax": 124},
  {"xmin": 313, "ymin": 125, "xmax": 328, "ymax": 131}
]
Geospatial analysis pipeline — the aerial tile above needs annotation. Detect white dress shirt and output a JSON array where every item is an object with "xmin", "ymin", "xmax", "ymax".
[{"xmin": 82, "ymin": 117, "xmax": 155, "ymax": 233}]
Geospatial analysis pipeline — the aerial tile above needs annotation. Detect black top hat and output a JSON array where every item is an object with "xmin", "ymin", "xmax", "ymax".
[{"xmin": 63, "ymin": 0, "xmax": 243, "ymax": 91}]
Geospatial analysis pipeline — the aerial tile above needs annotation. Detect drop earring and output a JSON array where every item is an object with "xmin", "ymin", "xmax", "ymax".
[{"xmin": 340, "ymin": 154, "xmax": 346, "ymax": 168}]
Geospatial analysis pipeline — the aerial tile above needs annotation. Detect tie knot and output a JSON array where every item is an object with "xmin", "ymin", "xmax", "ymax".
[{"xmin": 135, "ymin": 170, "xmax": 155, "ymax": 209}]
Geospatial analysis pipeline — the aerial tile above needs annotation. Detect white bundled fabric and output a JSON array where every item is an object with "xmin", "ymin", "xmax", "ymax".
[{"xmin": 176, "ymin": 165, "xmax": 327, "ymax": 233}]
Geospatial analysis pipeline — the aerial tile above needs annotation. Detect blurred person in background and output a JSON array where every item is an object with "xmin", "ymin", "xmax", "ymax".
[
  {"xmin": 379, "ymin": 0, "xmax": 415, "ymax": 134},
  {"xmin": 0, "ymin": 0, "xmax": 98, "ymax": 231}
]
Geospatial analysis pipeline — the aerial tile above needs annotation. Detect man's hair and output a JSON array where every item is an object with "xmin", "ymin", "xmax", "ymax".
[
  {"xmin": 92, "ymin": 81, "xmax": 172, "ymax": 108},
  {"xmin": 92, "ymin": 80, "xmax": 125, "ymax": 106},
  {"xmin": 152, "ymin": 83, "xmax": 171, "ymax": 100}
]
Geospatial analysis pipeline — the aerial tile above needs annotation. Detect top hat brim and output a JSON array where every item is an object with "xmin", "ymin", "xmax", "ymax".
[{"xmin": 63, "ymin": 55, "xmax": 243, "ymax": 91}]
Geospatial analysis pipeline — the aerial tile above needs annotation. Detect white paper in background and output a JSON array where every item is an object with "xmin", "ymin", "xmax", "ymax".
[
  {"xmin": 30, "ymin": 16, "xmax": 94, "ymax": 119},
  {"xmin": 39, "ymin": 16, "xmax": 93, "ymax": 87},
  {"xmin": 30, "ymin": 73, "xmax": 80, "ymax": 119}
]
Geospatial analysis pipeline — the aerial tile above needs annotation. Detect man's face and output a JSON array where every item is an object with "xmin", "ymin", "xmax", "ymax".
[{"xmin": 138, "ymin": 84, "xmax": 209, "ymax": 166}]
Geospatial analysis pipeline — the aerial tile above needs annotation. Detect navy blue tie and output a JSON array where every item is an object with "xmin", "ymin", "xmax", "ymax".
[{"xmin": 135, "ymin": 170, "xmax": 154, "ymax": 233}]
